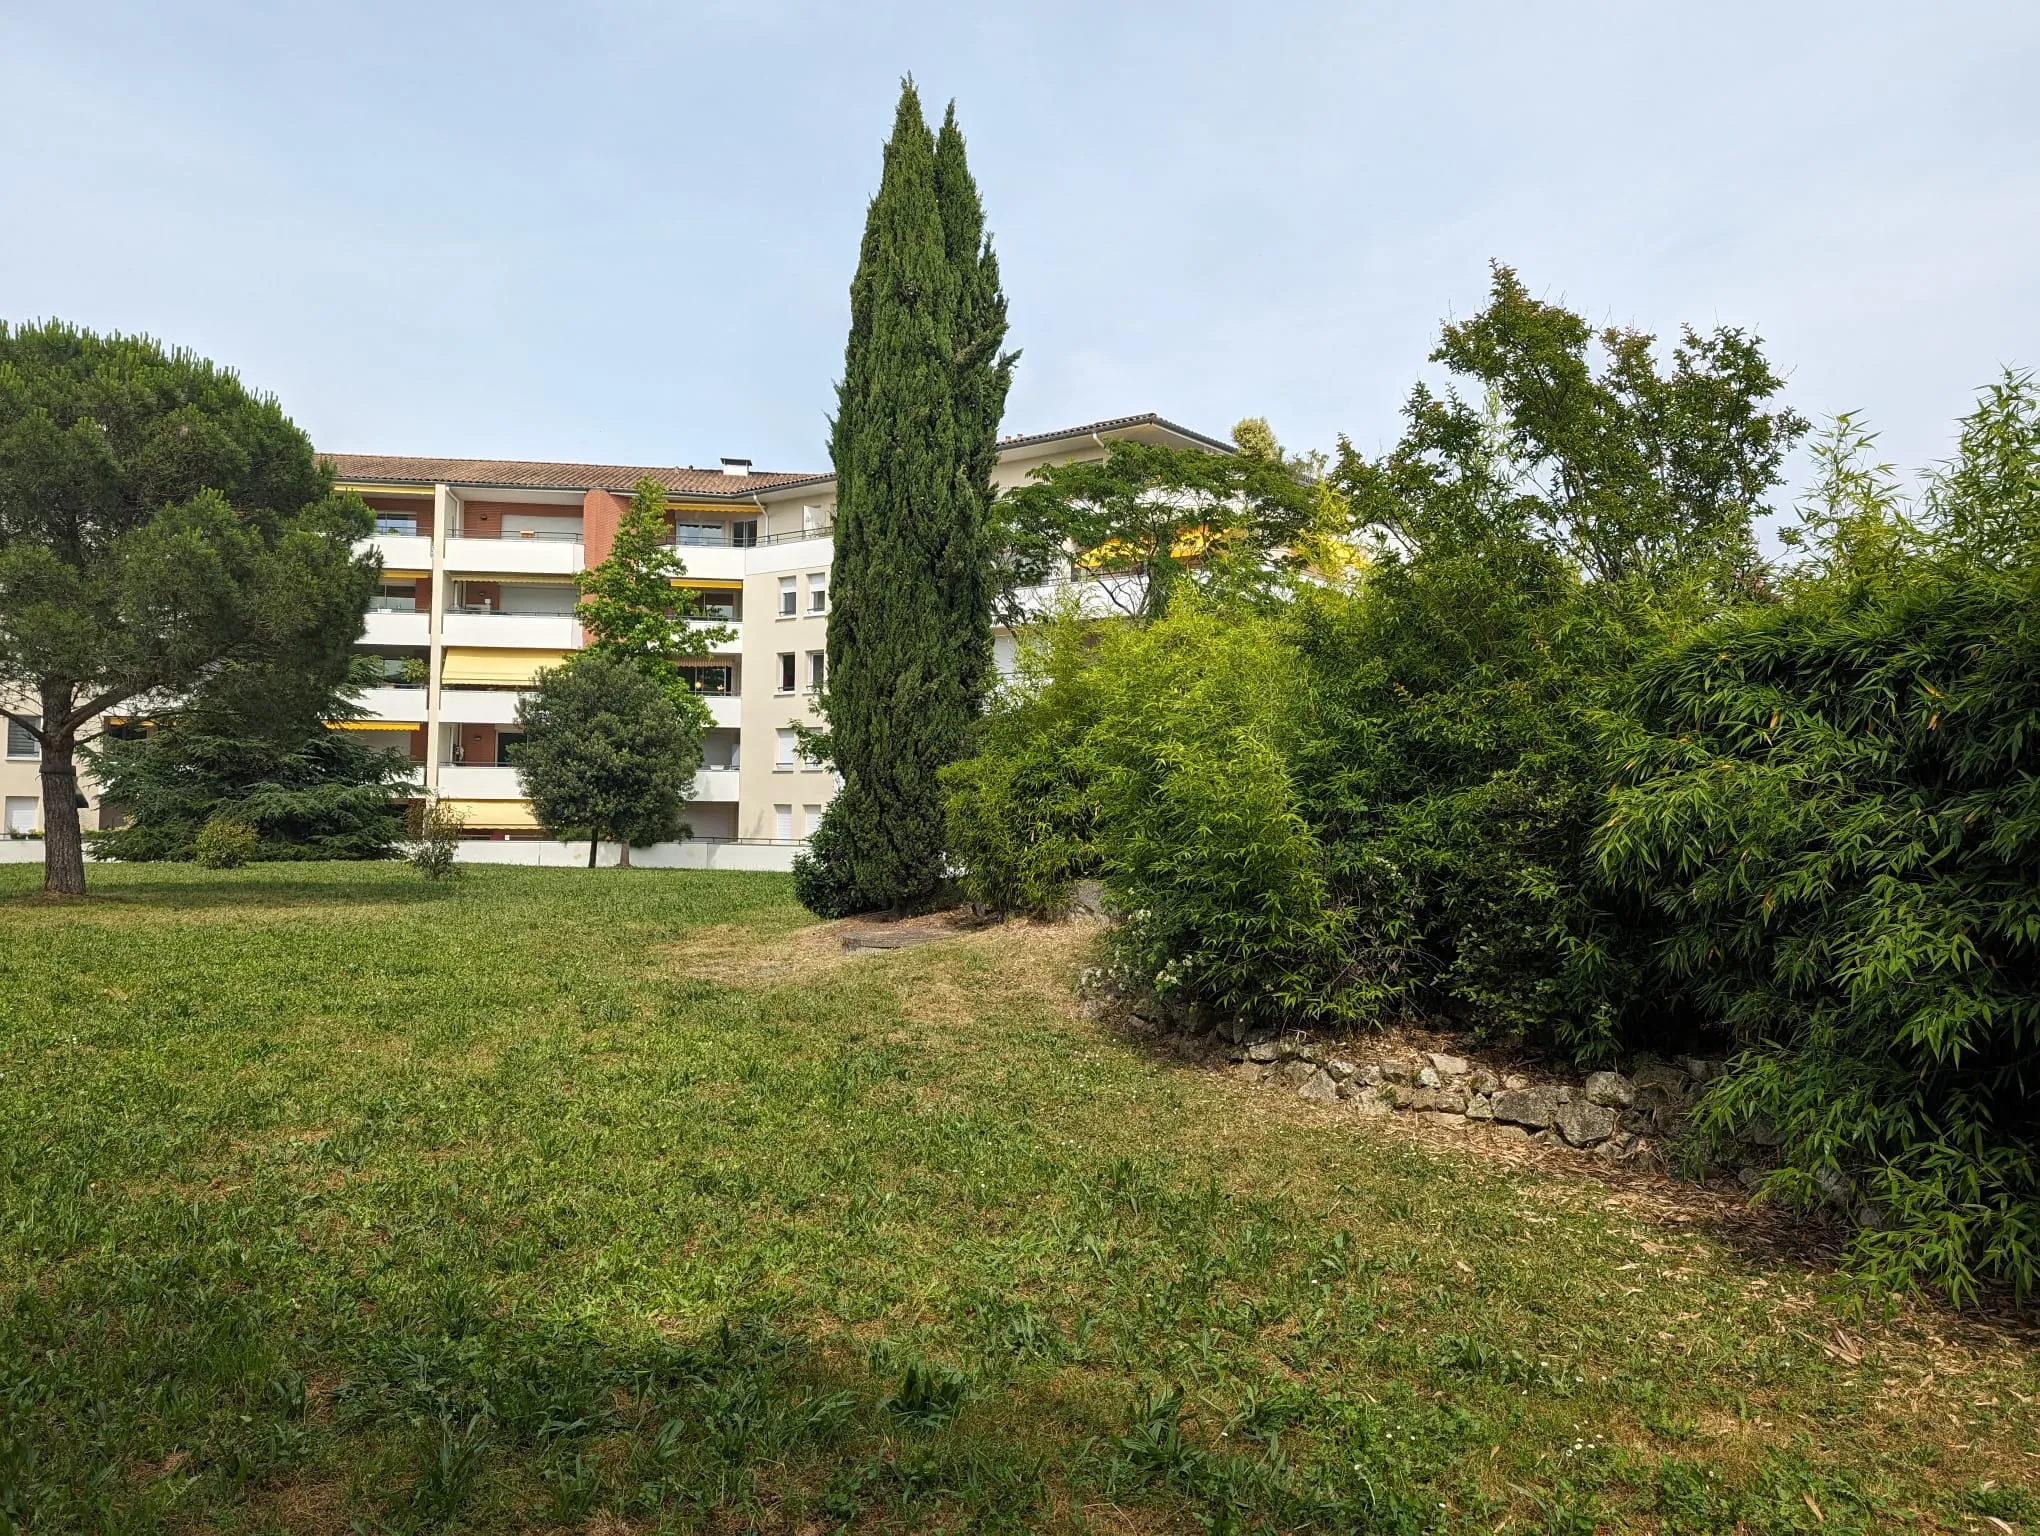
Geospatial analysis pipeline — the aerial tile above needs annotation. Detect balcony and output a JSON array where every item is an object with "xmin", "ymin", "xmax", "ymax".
[
  {"xmin": 686, "ymin": 617, "xmax": 741, "ymax": 654},
  {"xmin": 691, "ymin": 769, "xmax": 740, "ymax": 802},
  {"xmin": 362, "ymin": 610, "xmax": 430, "ymax": 646},
  {"xmin": 437, "ymin": 764, "xmax": 523, "ymax": 799},
  {"xmin": 438, "ymin": 688, "xmax": 527, "ymax": 725},
  {"xmin": 442, "ymin": 612, "xmax": 580, "ymax": 649},
  {"xmin": 445, "ymin": 532, "xmax": 582, "ymax": 577},
  {"xmin": 701, "ymin": 695, "xmax": 740, "ymax": 729},
  {"xmin": 356, "ymin": 686, "xmax": 427, "ymax": 724},
  {"xmin": 358, "ymin": 533, "xmax": 432, "ymax": 571},
  {"xmin": 672, "ymin": 545, "xmax": 745, "ymax": 583}
]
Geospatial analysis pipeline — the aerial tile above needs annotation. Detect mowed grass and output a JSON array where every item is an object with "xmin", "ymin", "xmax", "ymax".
[{"xmin": 2, "ymin": 865, "xmax": 2037, "ymax": 1535}]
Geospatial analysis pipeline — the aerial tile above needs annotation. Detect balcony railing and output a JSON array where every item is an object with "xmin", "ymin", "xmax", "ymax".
[{"xmin": 449, "ymin": 526, "xmax": 582, "ymax": 543}]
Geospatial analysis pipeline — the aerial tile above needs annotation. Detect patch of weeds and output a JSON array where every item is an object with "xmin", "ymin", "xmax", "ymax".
[
  {"xmin": 406, "ymin": 1414, "xmax": 491, "ymax": 1530},
  {"xmin": 538, "ymin": 1449, "xmax": 603, "ymax": 1522},
  {"xmin": 881, "ymin": 1361, "xmax": 971, "ymax": 1430},
  {"xmin": 1969, "ymin": 1479, "xmax": 2040, "ymax": 1522}
]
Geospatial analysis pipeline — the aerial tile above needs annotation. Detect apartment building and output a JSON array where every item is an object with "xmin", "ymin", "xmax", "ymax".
[
  {"xmin": 0, "ymin": 414, "xmax": 1228, "ymax": 864},
  {"xmin": 329, "ymin": 413, "xmax": 1229, "ymax": 866}
]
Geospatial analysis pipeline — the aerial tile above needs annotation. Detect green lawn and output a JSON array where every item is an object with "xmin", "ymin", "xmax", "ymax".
[{"xmin": 2, "ymin": 864, "xmax": 2035, "ymax": 1534}]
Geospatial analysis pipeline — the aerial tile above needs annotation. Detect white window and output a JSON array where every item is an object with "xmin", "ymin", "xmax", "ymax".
[
  {"xmin": 5, "ymin": 716, "xmax": 39, "ymax": 760},
  {"xmin": 774, "ymin": 804, "xmax": 794, "ymax": 841},
  {"xmin": 777, "ymin": 653, "xmax": 796, "ymax": 693},
  {"xmin": 779, "ymin": 576, "xmax": 797, "ymax": 617},
  {"xmin": 808, "ymin": 573, "xmax": 829, "ymax": 613},
  {"xmin": 801, "ymin": 504, "xmax": 821, "ymax": 535},
  {"xmin": 4, "ymin": 796, "xmax": 36, "ymax": 836},
  {"xmin": 806, "ymin": 651, "xmax": 825, "ymax": 692},
  {"xmin": 803, "ymin": 803, "xmax": 825, "ymax": 837},
  {"xmin": 775, "ymin": 729, "xmax": 797, "ymax": 770},
  {"xmin": 732, "ymin": 519, "xmax": 758, "ymax": 548}
]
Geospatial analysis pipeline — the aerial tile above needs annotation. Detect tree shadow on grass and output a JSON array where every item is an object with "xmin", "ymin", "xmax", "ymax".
[{"xmin": 0, "ymin": 865, "xmax": 459, "ymax": 915}]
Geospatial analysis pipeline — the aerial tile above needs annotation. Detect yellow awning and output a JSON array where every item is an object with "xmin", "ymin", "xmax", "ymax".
[
  {"xmin": 440, "ymin": 798, "xmax": 541, "ymax": 830},
  {"xmin": 440, "ymin": 648, "xmax": 569, "ymax": 686},
  {"xmin": 671, "ymin": 578, "xmax": 743, "ymax": 590},
  {"xmin": 329, "ymin": 721, "xmax": 421, "ymax": 732},
  {"xmin": 381, "ymin": 568, "xmax": 430, "ymax": 579}
]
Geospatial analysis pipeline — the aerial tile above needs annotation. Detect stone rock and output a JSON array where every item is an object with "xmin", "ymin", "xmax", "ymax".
[
  {"xmin": 1653, "ymin": 1109, "xmax": 1692, "ymax": 1140},
  {"xmin": 1630, "ymin": 1058, "xmax": 1690, "ymax": 1096},
  {"xmin": 1078, "ymin": 998, "xmax": 1109, "ymax": 1022},
  {"xmin": 1465, "ymin": 1094, "xmax": 1494, "ymax": 1121},
  {"xmin": 1349, "ymin": 1090, "xmax": 1392, "ymax": 1117},
  {"xmin": 1410, "ymin": 1087, "xmax": 1467, "ymax": 1115},
  {"xmin": 1553, "ymin": 1099, "xmax": 1619, "ymax": 1147},
  {"xmin": 1286, "ymin": 1040, "xmax": 1320, "ymax": 1064},
  {"xmin": 1501, "ymin": 1073, "xmax": 1530, "ymax": 1092},
  {"xmin": 1417, "ymin": 1110, "xmax": 1469, "ymax": 1130},
  {"xmin": 1381, "ymin": 1061, "xmax": 1415, "ymax": 1086},
  {"xmin": 1324, "ymin": 1057, "xmax": 1357, "ymax": 1082},
  {"xmin": 1416, "ymin": 1065, "xmax": 1443, "ymax": 1090},
  {"xmin": 1676, "ymin": 1055, "xmax": 1723, "ymax": 1082},
  {"xmin": 1491, "ymin": 1086, "xmax": 1564, "ymax": 1129},
  {"xmin": 1067, "ymin": 878, "xmax": 1106, "ymax": 916},
  {"xmin": 1470, "ymin": 1069, "xmax": 1500, "ymax": 1096},
  {"xmin": 1583, "ymin": 1070, "xmax": 1635, "ymax": 1109},
  {"xmin": 1737, "ymin": 1165, "xmax": 1766, "ymax": 1190},
  {"xmin": 1298, "ymin": 1069, "xmax": 1340, "ymax": 1103},
  {"xmin": 1275, "ymin": 1060, "xmax": 1317, "ymax": 1090},
  {"xmin": 1245, "ymin": 1041, "xmax": 1281, "ymax": 1064},
  {"xmin": 1129, "ymin": 992, "xmax": 1164, "ymax": 1023},
  {"xmin": 1391, "ymin": 1085, "xmax": 1417, "ymax": 1110},
  {"xmin": 1427, "ymin": 1051, "xmax": 1470, "ymax": 1077},
  {"xmin": 1352, "ymin": 1062, "xmax": 1382, "ymax": 1086},
  {"xmin": 1743, "ymin": 1115, "xmax": 1782, "ymax": 1148},
  {"xmin": 1233, "ymin": 1062, "xmax": 1272, "ymax": 1085},
  {"xmin": 1531, "ymin": 1128, "xmax": 1563, "ymax": 1148},
  {"xmin": 1488, "ymin": 1123, "xmax": 1531, "ymax": 1142},
  {"xmin": 1618, "ymin": 1109, "xmax": 1654, "ymax": 1137},
  {"xmin": 1591, "ymin": 1132, "xmax": 1638, "ymax": 1164}
]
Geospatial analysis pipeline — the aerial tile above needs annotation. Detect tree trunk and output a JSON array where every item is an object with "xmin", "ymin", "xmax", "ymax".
[
  {"xmin": 39, "ymin": 700, "xmax": 86, "ymax": 897},
  {"xmin": 616, "ymin": 841, "xmax": 631, "ymax": 868},
  {"xmin": 587, "ymin": 834, "xmax": 599, "ymax": 869}
]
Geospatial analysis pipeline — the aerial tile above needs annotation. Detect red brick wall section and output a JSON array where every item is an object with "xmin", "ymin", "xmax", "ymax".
[
  {"xmin": 458, "ymin": 724, "xmax": 496, "ymax": 765},
  {"xmin": 580, "ymin": 488, "xmax": 625, "ymax": 646},
  {"xmin": 581, "ymin": 487, "xmax": 624, "ymax": 567}
]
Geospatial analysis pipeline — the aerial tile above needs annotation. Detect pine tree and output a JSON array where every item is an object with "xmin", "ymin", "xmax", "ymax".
[
  {"xmin": 89, "ymin": 656, "xmax": 412, "ymax": 863},
  {"xmin": 803, "ymin": 81, "xmax": 1012, "ymax": 913}
]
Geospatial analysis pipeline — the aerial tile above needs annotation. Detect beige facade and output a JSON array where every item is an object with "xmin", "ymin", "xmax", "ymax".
[
  {"xmin": 0, "ymin": 415, "xmax": 1231, "ymax": 867},
  {"xmin": 1, "ymin": 692, "xmax": 109, "ymax": 847}
]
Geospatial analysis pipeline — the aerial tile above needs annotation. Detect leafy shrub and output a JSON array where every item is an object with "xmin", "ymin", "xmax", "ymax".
[
  {"xmin": 1600, "ymin": 564, "xmax": 2040, "ymax": 1301},
  {"xmin": 942, "ymin": 614, "xmax": 1105, "ymax": 916},
  {"xmin": 1599, "ymin": 386, "xmax": 2040, "ymax": 1303},
  {"xmin": 190, "ymin": 815, "xmax": 258, "ymax": 869},
  {"xmin": 403, "ymin": 800, "xmax": 465, "ymax": 882},
  {"xmin": 791, "ymin": 803, "xmax": 865, "ymax": 919}
]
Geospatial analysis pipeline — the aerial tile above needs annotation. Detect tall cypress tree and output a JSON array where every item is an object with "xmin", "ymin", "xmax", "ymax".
[{"xmin": 798, "ymin": 81, "xmax": 1012, "ymax": 915}]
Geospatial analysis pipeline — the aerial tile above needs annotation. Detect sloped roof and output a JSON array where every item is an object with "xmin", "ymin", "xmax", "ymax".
[
  {"xmin": 322, "ymin": 453, "xmax": 818, "ymax": 497},
  {"xmin": 322, "ymin": 414, "xmax": 1231, "ymax": 497},
  {"xmin": 998, "ymin": 413, "xmax": 1236, "ymax": 455}
]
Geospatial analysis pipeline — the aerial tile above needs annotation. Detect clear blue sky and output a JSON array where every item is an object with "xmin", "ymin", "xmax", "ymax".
[{"xmin": 4, "ymin": 1, "xmax": 2035, "ymax": 498}]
